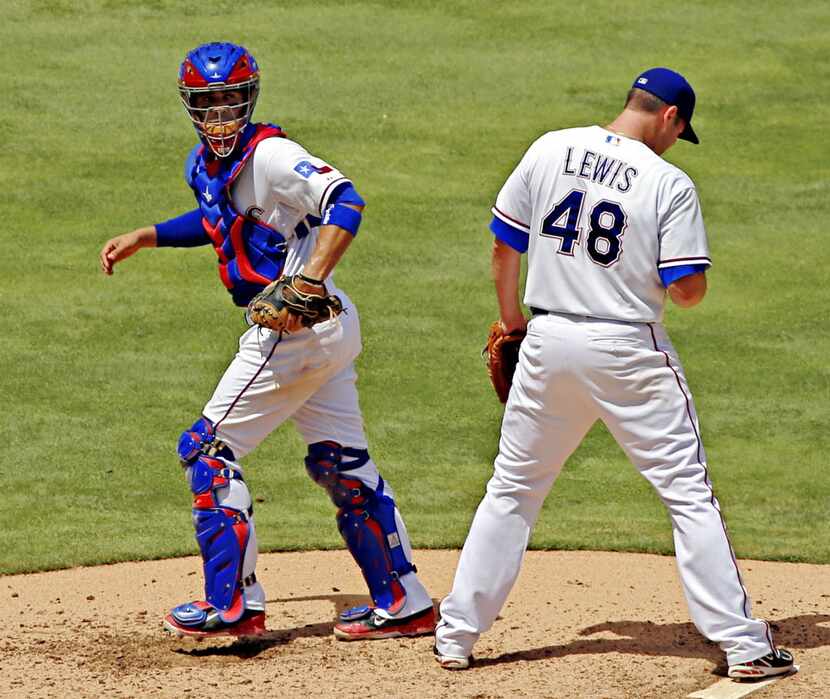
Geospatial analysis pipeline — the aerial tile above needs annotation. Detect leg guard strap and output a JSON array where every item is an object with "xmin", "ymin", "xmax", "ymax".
[{"xmin": 190, "ymin": 456, "xmax": 248, "ymax": 507}]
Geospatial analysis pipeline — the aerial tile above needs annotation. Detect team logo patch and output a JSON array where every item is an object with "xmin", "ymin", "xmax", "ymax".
[
  {"xmin": 637, "ymin": 77, "xmax": 648, "ymax": 85},
  {"xmin": 294, "ymin": 160, "xmax": 333, "ymax": 178}
]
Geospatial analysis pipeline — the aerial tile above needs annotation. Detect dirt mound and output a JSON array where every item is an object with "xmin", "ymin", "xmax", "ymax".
[{"xmin": 2, "ymin": 550, "xmax": 827, "ymax": 698}]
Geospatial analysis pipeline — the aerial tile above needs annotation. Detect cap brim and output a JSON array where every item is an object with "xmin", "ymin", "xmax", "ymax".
[{"xmin": 680, "ymin": 121, "xmax": 699, "ymax": 144}]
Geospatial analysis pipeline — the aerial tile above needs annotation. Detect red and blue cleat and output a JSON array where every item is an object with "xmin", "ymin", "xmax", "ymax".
[
  {"xmin": 333, "ymin": 604, "xmax": 436, "ymax": 641},
  {"xmin": 163, "ymin": 600, "xmax": 266, "ymax": 639}
]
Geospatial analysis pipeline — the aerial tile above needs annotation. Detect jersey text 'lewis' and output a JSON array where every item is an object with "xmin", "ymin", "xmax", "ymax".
[{"xmin": 562, "ymin": 147, "xmax": 638, "ymax": 193}]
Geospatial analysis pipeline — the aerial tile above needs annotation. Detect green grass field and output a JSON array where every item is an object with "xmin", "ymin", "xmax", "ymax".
[{"xmin": 2, "ymin": 1, "xmax": 828, "ymax": 574}]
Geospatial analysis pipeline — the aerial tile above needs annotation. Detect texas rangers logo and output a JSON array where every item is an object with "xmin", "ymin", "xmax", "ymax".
[{"xmin": 294, "ymin": 160, "xmax": 333, "ymax": 179}]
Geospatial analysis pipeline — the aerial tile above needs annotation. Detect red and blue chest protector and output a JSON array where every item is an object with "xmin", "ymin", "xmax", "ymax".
[{"xmin": 185, "ymin": 123, "xmax": 288, "ymax": 307}]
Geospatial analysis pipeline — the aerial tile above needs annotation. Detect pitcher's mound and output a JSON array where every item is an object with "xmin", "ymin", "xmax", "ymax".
[{"xmin": 3, "ymin": 550, "xmax": 826, "ymax": 698}]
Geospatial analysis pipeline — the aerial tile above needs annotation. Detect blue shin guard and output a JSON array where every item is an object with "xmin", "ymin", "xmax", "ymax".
[
  {"xmin": 305, "ymin": 442, "xmax": 414, "ymax": 614},
  {"xmin": 179, "ymin": 417, "xmax": 253, "ymax": 624}
]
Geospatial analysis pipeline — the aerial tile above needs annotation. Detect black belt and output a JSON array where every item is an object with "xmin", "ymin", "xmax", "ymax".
[{"xmin": 530, "ymin": 307, "xmax": 551, "ymax": 316}]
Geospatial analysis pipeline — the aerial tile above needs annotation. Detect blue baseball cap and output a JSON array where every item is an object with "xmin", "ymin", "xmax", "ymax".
[{"xmin": 632, "ymin": 67, "xmax": 699, "ymax": 144}]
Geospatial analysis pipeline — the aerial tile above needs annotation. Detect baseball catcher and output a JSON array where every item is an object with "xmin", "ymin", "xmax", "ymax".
[{"xmin": 99, "ymin": 42, "xmax": 435, "ymax": 643}]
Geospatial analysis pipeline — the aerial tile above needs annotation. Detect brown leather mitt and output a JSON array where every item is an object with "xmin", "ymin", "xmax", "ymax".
[
  {"xmin": 247, "ymin": 274, "xmax": 343, "ymax": 333},
  {"xmin": 483, "ymin": 321, "xmax": 526, "ymax": 403}
]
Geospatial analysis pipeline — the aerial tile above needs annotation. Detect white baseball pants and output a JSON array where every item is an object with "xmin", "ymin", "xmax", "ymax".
[
  {"xmin": 204, "ymin": 294, "xmax": 367, "ymax": 455},
  {"xmin": 198, "ymin": 295, "xmax": 431, "ymax": 616},
  {"xmin": 436, "ymin": 311, "xmax": 776, "ymax": 664}
]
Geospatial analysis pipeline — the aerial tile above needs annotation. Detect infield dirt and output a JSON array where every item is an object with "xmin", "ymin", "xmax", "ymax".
[{"xmin": 2, "ymin": 550, "xmax": 827, "ymax": 698}]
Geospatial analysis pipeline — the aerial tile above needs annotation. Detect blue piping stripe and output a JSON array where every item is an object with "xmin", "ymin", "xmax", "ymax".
[
  {"xmin": 214, "ymin": 331, "xmax": 282, "ymax": 432},
  {"xmin": 648, "ymin": 324, "xmax": 752, "ymax": 620}
]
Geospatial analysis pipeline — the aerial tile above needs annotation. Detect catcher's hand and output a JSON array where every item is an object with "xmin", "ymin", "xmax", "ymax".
[
  {"xmin": 483, "ymin": 321, "xmax": 526, "ymax": 403},
  {"xmin": 247, "ymin": 274, "xmax": 343, "ymax": 333}
]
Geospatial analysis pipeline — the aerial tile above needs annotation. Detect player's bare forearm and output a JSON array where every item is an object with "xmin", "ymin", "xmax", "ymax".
[
  {"xmin": 492, "ymin": 238, "xmax": 527, "ymax": 333},
  {"xmin": 301, "ymin": 204, "xmax": 364, "ymax": 281},
  {"xmin": 668, "ymin": 271, "xmax": 707, "ymax": 308},
  {"xmin": 99, "ymin": 225, "xmax": 158, "ymax": 275},
  {"xmin": 301, "ymin": 225, "xmax": 353, "ymax": 280}
]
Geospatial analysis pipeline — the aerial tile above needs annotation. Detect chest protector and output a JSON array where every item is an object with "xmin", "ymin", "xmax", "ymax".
[{"xmin": 185, "ymin": 123, "xmax": 288, "ymax": 307}]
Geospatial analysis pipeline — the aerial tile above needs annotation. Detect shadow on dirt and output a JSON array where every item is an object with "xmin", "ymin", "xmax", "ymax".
[
  {"xmin": 266, "ymin": 592, "xmax": 374, "ymax": 617},
  {"xmin": 174, "ymin": 593, "xmax": 441, "ymax": 659},
  {"xmin": 472, "ymin": 614, "xmax": 830, "ymax": 672},
  {"xmin": 170, "ymin": 598, "xmax": 829, "ymax": 666},
  {"xmin": 173, "ymin": 621, "xmax": 337, "ymax": 658}
]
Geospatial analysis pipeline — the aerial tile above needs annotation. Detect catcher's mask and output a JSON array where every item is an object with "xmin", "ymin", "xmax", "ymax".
[{"xmin": 178, "ymin": 42, "xmax": 260, "ymax": 158}]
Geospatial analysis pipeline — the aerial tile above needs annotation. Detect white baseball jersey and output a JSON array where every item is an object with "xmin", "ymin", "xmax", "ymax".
[
  {"xmin": 492, "ymin": 125, "xmax": 711, "ymax": 322},
  {"xmin": 194, "ymin": 135, "xmax": 432, "ymax": 621},
  {"xmin": 231, "ymin": 136, "xmax": 351, "ymax": 284},
  {"xmin": 436, "ymin": 125, "xmax": 780, "ymax": 667}
]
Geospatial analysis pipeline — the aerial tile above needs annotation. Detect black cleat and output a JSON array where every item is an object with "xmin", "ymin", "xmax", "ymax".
[{"xmin": 728, "ymin": 648, "xmax": 795, "ymax": 679}]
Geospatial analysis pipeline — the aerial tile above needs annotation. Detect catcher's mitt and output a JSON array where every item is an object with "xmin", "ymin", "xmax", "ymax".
[
  {"xmin": 247, "ymin": 274, "xmax": 343, "ymax": 333},
  {"xmin": 483, "ymin": 321, "xmax": 526, "ymax": 403}
]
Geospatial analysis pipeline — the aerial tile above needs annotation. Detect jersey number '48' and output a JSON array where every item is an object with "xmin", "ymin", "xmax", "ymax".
[{"xmin": 541, "ymin": 190, "xmax": 627, "ymax": 267}]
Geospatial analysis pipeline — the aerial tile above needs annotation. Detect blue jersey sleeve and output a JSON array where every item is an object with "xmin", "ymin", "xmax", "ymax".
[
  {"xmin": 659, "ymin": 263, "xmax": 708, "ymax": 287},
  {"xmin": 330, "ymin": 183, "xmax": 365, "ymax": 207},
  {"xmin": 155, "ymin": 209, "xmax": 210, "ymax": 247},
  {"xmin": 489, "ymin": 215, "xmax": 529, "ymax": 253}
]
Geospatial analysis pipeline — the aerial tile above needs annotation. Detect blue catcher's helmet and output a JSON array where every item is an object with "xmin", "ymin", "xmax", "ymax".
[{"xmin": 178, "ymin": 42, "xmax": 260, "ymax": 158}]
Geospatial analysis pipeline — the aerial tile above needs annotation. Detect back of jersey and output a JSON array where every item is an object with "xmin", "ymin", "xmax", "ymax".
[{"xmin": 492, "ymin": 125, "xmax": 710, "ymax": 323}]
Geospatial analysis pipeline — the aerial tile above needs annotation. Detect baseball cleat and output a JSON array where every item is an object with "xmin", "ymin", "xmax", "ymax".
[
  {"xmin": 339, "ymin": 604, "xmax": 374, "ymax": 622},
  {"xmin": 333, "ymin": 605, "xmax": 436, "ymax": 641},
  {"xmin": 433, "ymin": 645, "xmax": 471, "ymax": 670},
  {"xmin": 163, "ymin": 600, "xmax": 266, "ymax": 639},
  {"xmin": 727, "ymin": 648, "xmax": 795, "ymax": 679}
]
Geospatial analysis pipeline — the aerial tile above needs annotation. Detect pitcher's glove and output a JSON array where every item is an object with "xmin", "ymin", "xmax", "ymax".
[
  {"xmin": 247, "ymin": 274, "xmax": 343, "ymax": 333},
  {"xmin": 483, "ymin": 321, "xmax": 526, "ymax": 403}
]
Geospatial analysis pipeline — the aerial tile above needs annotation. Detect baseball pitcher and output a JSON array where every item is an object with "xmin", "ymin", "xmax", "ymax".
[{"xmin": 433, "ymin": 68, "xmax": 794, "ymax": 680}]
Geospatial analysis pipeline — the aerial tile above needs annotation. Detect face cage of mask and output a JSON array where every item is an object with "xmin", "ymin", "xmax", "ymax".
[{"xmin": 179, "ymin": 80, "xmax": 259, "ymax": 158}]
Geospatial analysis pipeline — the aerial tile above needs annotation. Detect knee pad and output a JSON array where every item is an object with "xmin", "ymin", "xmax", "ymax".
[
  {"xmin": 305, "ymin": 442, "xmax": 414, "ymax": 613},
  {"xmin": 189, "ymin": 453, "xmax": 253, "ymax": 622},
  {"xmin": 178, "ymin": 416, "xmax": 235, "ymax": 466},
  {"xmin": 304, "ymin": 441, "xmax": 370, "ymax": 508}
]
